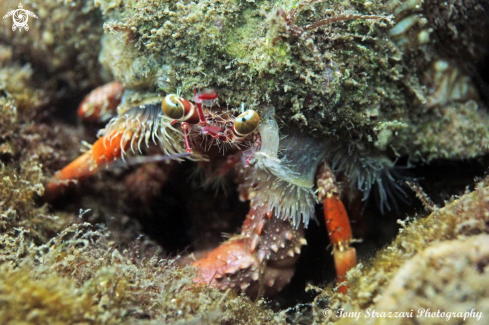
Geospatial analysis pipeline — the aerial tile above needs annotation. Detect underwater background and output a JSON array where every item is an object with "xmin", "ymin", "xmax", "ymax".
[{"xmin": 1, "ymin": 0, "xmax": 489, "ymax": 324}]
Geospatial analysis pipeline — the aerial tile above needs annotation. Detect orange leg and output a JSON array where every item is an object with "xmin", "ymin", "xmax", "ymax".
[
  {"xmin": 324, "ymin": 194, "xmax": 357, "ymax": 294},
  {"xmin": 317, "ymin": 162, "xmax": 357, "ymax": 294},
  {"xmin": 77, "ymin": 81, "xmax": 125, "ymax": 122},
  {"xmin": 44, "ymin": 130, "xmax": 133, "ymax": 199}
]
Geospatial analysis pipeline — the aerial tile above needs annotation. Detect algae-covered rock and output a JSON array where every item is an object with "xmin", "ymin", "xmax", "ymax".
[
  {"xmin": 310, "ymin": 180, "xmax": 489, "ymax": 324},
  {"xmin": 0, "ymin": 224, "xmax": 286, "ymax": 324},
  {"xmin": 370, "ymin": 235, "xmax": 489, "ymax": 325}
]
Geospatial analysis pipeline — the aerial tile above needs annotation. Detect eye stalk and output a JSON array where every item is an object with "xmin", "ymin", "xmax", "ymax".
[{"xmin": 233, "ymin": 109, "xmax": 260, "ymax": 136}]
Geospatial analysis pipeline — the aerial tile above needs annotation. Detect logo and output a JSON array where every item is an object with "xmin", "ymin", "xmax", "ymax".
[{"xmin": 3, "ymin": 3, "xmax": 38, "ymax": 32}]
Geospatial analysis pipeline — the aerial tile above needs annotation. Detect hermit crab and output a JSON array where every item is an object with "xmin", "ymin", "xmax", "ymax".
[
  {"xmin": 44, "ymin": 79, "xmax": 402, "ymax": 297},
  {"xmin": 42, "ymin": 0, "xmax": 425, "ymax": 298}
]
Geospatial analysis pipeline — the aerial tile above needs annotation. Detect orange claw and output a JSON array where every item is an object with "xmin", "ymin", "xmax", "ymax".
[
  {"xmin": 324, "ymin": 194, "xmax": 357, "ymax": 294},
  {"xmin": 45, "ymin": 130, "xmax": 133, "ymax": 199},
  {"xmin": 192, "ymin": 204, "xmax": 305, "ymax": 298},
  {"xmin": 192, "ymin": 238, "xmax": 258, "ymax": 289},
  {"xmin": 78, "ymin": 81, "xmax": 125, "ymax": 122}
]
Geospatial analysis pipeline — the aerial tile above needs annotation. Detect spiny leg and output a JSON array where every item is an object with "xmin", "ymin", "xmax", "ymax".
[
  {"xmin": 324, "ymin": 194, "xmax": 357, "ymax": 294},
  {"xmin": 44, "ymin": 128, "xmax": 134, "ymax": 199},
  {"xmin": 316, "ymin": 162, "xmax": 357, "ymax": 294},
  {"xmin": 180, "ymin": 122, "xmax": 193, "ymax": 153}
]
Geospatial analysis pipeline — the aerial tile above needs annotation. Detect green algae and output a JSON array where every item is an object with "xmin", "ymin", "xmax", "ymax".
[
  {"xmin": 99, "ymin": 0, "xmax": 400, "ymax": 137},
  {"xmin": 0, "ymin": 224, "xmax": 286, "ymax": 324}
]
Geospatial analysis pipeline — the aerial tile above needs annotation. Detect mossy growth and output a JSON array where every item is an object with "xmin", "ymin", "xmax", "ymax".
[
  {"xmin": 401, "ymin": 100, "xmax": 489, "ymax": 161},
  {"xmin": 0, "ymin": 55, "xmax": 72, "ymax": 244},
  {"xmin": 0, "ymin": 224, "xmax": 286, "ymax": 324},
  {"xmin": 98, "ymin": 0, "xmax": 407, "ymax": 145}
]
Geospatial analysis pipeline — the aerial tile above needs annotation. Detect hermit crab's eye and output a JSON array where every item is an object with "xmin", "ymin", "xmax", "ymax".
[
  {"xmin": 162, "ymin": 94, "xmax": 185, "ymax": 119},
  {"xmin": 233, "ymin": 110, "xmax": 260, "ymax": 136}
]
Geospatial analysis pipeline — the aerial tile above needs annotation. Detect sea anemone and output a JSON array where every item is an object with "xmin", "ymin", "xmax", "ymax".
[
  {"xmin": 239, "ymin": 117, "xmax": 328, "ymax": 228},
  {"xmin": 326, "ymin": 141, "xmax": 408, "ymax": 213}
]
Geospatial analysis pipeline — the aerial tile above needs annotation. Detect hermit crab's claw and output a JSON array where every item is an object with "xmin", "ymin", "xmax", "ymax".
[
  {"xmin": 192, "ymin": 204, "xmax": 306, "ymax": 298},
  {"xmin": 45, "ymin": 82, "xmax": 128, "ymax": 200},
  {"xmin": 316, "ymin": 162, "xmax": 357, "ymax": 294}
]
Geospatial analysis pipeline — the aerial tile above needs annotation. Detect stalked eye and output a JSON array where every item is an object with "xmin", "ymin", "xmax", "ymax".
[
  {"xmin": 162, "ymin": 94, "xmax": 185, "ymax": 119},
  {"xmin": 234, "ymin": 110, "xmax": 260, "ymax": 136}
]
